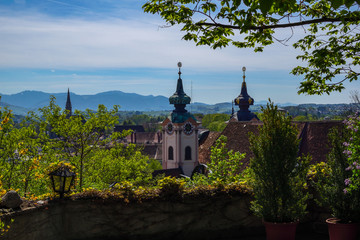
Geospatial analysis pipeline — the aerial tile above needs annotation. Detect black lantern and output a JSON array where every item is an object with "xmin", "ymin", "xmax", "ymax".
[{"xmin": 49, "ymin": 165, "xmax": 76, "ymax": 198}]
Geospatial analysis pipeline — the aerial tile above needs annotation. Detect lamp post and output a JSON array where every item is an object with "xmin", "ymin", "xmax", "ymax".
[{"xmin": 49, "ymin": 165, "xmax": 76, "ymax": 198}]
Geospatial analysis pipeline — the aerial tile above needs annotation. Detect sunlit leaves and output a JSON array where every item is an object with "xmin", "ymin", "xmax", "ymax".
[
  {"xmin": 208, "ymin": 135, "xmax": 245, "ymax": 183},
  {"xmin": 0, "ymin": 97, "xmax": 50, "ymax": 197},
  {"xmin": 0, "ymin": 95, "xmax": 161, "ymax": 197},
  {"xmin": 39, "ymin": 97, "xmax": 120, "ymax": 189},
  {"xmin": 292, "ymin": 18, "xmax": 360, "ymax": 95}
]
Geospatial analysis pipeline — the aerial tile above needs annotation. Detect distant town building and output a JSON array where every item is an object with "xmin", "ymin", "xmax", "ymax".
[
  {"xmin": 114, "ymin": 125, "xmax": 145, "ymax": 143},
  {"xmin": 161, "ymin": 62, "xmax": 199, "ymax": 176},
  {"xmin": 114, "ymin": 125, "xmax": 145, "ymax": 133},
  {"xmin": 231, "ymin": 67, "xmax": 259, "ymax": 121},
  {"xmin": 113, "ymin": 125, "xmax": 162, "ymax": 161}
]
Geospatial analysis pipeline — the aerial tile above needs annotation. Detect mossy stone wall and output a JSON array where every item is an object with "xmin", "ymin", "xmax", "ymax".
[{"xmin": 2, "ymin": 195, "xmax": 263, "ymax": 240}]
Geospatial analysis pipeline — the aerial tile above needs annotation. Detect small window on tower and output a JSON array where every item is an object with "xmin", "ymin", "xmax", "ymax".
[
  {"xmin": 168, "ymin": 146, "xmax": 174, "ymax": 160},
  {"xmin": 185, "ymin": 146, "xmax": 191, "ymax": 160}
]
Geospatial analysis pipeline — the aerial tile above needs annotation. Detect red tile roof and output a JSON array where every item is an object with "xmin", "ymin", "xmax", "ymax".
[
  {"xmin": 199, "ymin": 121, "xmax": 343, "ymax": 167},
  {"xmin": 126, "ymin": 132, "xmax": 161, "ymax": 144},
  {"xmin": 297, "ymin": 121, "xmax": 343, "ymax": 163},
  {"xmin": 198, "ymin": 131, "xmax": 221, "ymax": 164}
]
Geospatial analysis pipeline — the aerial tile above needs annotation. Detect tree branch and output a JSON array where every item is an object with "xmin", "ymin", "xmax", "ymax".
[{"xmin": 196, "ymin": 17, "xmax": 360, "ymax": 30}]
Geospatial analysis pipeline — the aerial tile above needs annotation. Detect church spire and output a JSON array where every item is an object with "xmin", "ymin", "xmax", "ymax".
[
  {"xmin": 234, "ymin": 67, "xmax": 254, "ymax": 107},
  {"xmin": 169, "ymin": 62, "xmax": 191, "ymax": 111},
  {"xmin": 233, "ymin": 67, "xmax": 258, "ymax": 121},
  {"xmin": 168, "ymin": 62, "xmax": 195, "ymax": 123},
  {"xmin": 65, "ymin": 88, "xmax": 72, "ymax": 116}
]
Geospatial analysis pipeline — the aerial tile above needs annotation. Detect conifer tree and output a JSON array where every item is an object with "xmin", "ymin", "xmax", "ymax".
[{"xmin": 249, "ymin": 100, "xmax": 309, "ymax": 222}]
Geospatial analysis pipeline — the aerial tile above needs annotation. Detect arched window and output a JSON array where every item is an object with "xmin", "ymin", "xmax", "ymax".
[
  {"xmin": 168, "ymin": 146, "xmax": 174, "ymax": 160},
  {"xmin": 185, "ymin": 146, "xmax": 192, "ymax": 160}
]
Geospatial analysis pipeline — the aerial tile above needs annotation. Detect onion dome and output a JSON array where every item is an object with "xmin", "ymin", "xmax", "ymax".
[
  {"xmin": 234, "ymin": 67, "xmax": 254, "ymax": 107},
  {"xmin": 169, "ymin": 62, "xmax": 196, "ymax": 123},
  {"xmin": 232, "ymin": 67, "xmax": 259, "ymax": 121}
]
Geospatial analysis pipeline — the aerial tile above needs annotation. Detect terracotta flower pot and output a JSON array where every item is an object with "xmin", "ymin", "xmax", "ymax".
[
  {"xmin": 263, "ymin": 221, "xmax": 298, "ymax": 240},
  {"xmin": 326, "ymin": 218, "xmax": 359, "ymax": 240}
]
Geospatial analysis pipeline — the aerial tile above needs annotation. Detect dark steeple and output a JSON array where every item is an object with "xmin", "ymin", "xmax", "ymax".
[
  {"xmin": 65, "ymin": 88, "xmax": 72, "ymax": 116},
  {"xmin": 169, "ymin": 62, "xmax": 195, "ymax": 123},
  {"xmin": 233, "ymin": 67, "xmax": 258, "ymax": 121}
]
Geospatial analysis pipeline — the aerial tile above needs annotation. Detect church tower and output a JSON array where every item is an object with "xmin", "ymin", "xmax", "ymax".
[
  {"xmin": 162, "ymin": 62, "xmax": 199, "ymax": 176},
  {"xmin": 232, "ymin": 67, "xmax": 259, "ymax": 121},
  {"xmin": 65, "ymin": 88, "xmax": 72, "ymax": 117}
]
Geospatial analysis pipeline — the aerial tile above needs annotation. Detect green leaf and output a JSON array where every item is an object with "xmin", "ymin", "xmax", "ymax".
[
  {"xmin": 233, "ymin": 0, "xmax": 241, "ymax": 7},
  {"xmin": 345, "ymin": 0, "xmax": 355, "ymax": 8},
  {"xmin": 259, "ymin": 0, "xmax": 273, "ymax": 14},
  {"xmin": 331, "ymin": 0, "xmax": 344, "ymax": 9}
]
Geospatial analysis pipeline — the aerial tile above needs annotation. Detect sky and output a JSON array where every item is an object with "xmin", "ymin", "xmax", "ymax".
[{"xmin": 0, "ymin": 0, "xmax": 358, "ymax": 105}]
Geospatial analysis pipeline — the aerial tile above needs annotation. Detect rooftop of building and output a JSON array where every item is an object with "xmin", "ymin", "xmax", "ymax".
[{"xmin": 199, "ymin": 120, "xmax": 343, "ymax": 168}]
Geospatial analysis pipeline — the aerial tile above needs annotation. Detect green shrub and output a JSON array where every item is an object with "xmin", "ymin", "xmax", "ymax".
[
  {"xmin": 249, "ymin": 100, "xmax": 309, "ymax": 223},
  {"xmin": 207, "ymin": 135, "xmax": 245, "ymax": 183},
  {"xmin": 312, "ymin": 127, "xmax": 360, "ymax": 223}
]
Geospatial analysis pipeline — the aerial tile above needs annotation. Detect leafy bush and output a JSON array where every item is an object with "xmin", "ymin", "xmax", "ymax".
[
  {"xmin": 190, "ymin": 135, "xmax": 246, "ymax": 188},
  {"xmin": 313, "ymin": 126, "xmax": 360, "ymax": 222},
  {"xmin": 158, "ymin": 176, "xmax": 185, "ymax": 199},
  {"xmin": 85, "ymin": 143, "xmax": 155, "ymax": 189},
  {"xmin": 207, "ymin": 135, "xmax": 245, "ymax": 183},
  {"xmin": 343, "ymin": 114, "xmax": 360, "ymax": 194}
]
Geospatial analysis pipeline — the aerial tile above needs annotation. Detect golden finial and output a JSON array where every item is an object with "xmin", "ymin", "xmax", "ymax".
[
  {"xmin": 178, "ymin": 62, "xmax": 182, "ymax": 78},
  {"xmin": 242, "ymin": 66, "xmax": 246, "ymax": 83}
]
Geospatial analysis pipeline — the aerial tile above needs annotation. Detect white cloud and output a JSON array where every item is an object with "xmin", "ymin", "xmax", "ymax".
[{"xmin": 0, "ymin": 10, "xmax": 302, "ymax": 72}]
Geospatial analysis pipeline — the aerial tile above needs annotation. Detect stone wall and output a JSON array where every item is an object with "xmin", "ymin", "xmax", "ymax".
[{"xmin": 2, "ymin": 195, "xmax": 263, "ymax": 240}]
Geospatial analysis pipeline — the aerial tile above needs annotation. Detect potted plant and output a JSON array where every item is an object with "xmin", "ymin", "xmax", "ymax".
[
  {"xmin": 249, "ymin": 100, "xmax": 309, "ymax": 240},
  {"xmin": 314, "ymin": 117, "xmax": 360, "ymax": 240}
]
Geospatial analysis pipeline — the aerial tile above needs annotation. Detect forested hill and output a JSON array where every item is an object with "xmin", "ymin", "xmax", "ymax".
[{"xmin": 0, "ymin": 90, "xmax": 172, "ymax": 112}]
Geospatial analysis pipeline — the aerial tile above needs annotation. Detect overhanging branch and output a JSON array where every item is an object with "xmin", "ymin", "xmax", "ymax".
[{"xmin": 196, "ymin": 17, "xmax": 360, "ymax": 30}]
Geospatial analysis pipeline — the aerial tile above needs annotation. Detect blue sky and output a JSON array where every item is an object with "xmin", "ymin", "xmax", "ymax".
[{"xmin": 0, "ymin": 0, "xmax": 358, "ymax": 105}]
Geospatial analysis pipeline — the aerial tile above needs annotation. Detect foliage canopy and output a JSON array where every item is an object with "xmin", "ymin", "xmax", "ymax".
[
  {"xmin": 143, "ymin": 0, "xmax": 360, "ymax": 95},
  {"xmin": 0, "ymin": 96, "xmax": 159, "ymax": 198}
]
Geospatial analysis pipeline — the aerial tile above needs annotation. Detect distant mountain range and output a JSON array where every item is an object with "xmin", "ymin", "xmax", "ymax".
[
  {"xmin": 0, "ymin": 90, "xmax": 296, "ymax": 116},
  {"xmin": 0, "ymin": 90, "xmax": 172, "ymax": 114}
]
